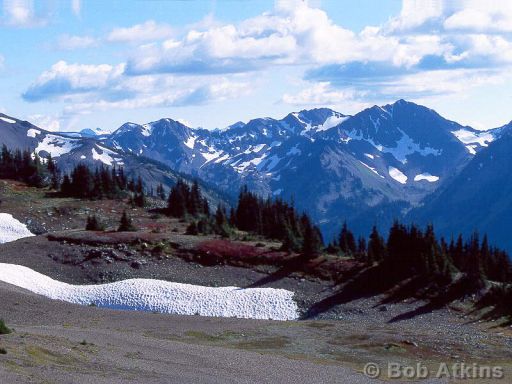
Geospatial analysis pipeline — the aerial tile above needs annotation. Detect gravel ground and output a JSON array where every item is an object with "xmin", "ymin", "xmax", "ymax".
[{"xmin": 0, "ymin": 235, "xmax": 512, "ymax": 383}]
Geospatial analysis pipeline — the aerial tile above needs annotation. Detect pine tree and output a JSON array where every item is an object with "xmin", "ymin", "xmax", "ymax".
[
  {"xmin": 301, "ymin": 214, "xmax": 322, "ymax": 259},
  {"xmin": 118, "ymin": 211, "xmax": 136, "ymax": 232},
  {"xmin": 338, "ymin": 221, "xmax": 356, "ymax": 255},
  {"xmin": 167, "ymin": 180, "xmax": 187, "ymax": 217},
  {"xmin": 86, "ymin": 215, "xmax": 105, "ymax": 231},
  {"xmin": 368, "ymin": 225, "xmax": 386, "ymax": 263}
]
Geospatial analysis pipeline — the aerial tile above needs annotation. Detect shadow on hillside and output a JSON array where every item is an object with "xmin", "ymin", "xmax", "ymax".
[
  {"xmin": 302, "ymin": 265, "xmax": 387, "ymax": 319},
  {"xmin": 387, "ymin": 276, "xmax": 483, "ymax": 323},
  {"xmin": 464, "ymin": 290, "xmax": 512, "ymax": 326},
  {"xmin": 245, "ymin": 256, "xmax": 305, "ymax": 288},
  {"xmin": 303, "ymin": 266, "xmax": 484, "ymax": 321}
]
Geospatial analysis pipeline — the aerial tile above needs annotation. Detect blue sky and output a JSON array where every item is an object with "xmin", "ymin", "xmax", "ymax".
[{"xmin": 1, "ymin": 0, "xmax": 512, "ymax": 132}]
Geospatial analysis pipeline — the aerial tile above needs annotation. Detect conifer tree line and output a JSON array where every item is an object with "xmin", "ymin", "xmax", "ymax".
[
  {"xmin": 59, "ymin": 164, "xmax": 145, "ymax": 206},
  {"xmin": 167, "ymin": 182, "xmax": 324, "ymax": 256},
  {"xmin": 0, "ymin": 145, "xmax": 48, "ymax": 187},
  {"xmin": 328, "ymin": 221, "xmax": 512, "ymax": 283}
]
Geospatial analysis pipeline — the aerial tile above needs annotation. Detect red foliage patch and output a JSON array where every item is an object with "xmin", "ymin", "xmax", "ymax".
[{"xmin": 195, "ymin": 239, "xmax": 288, "ymax": 266}]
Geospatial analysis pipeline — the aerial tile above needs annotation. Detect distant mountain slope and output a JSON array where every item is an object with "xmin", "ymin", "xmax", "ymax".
[
  {"xmin": 1, "ymin": 100, "xmax": 505, "ymax": 240},
  {"xmin": 99, "ymin": 100, "xmax": 490, "ymax": 238},
  {"xmin": 0, "ymin": 113, "xmax": 225, "ymax": 205},
  {"xmin": 408, "ymin": 124, "xmax": 512, "ymax": 252}
]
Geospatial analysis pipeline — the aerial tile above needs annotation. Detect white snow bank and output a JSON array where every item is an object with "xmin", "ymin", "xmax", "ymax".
[
  {"xmin": 35, "ymin": 134, "xmax": 81, "ymax": 157},
  {"xmin": 0, "ymin": 263, "xmax": 299, "ymax": 320},
  {"xmin": 388, "ymin": 166, "xmax": 408, "ymax": 184},
  {"xmin": 27, "ymin": 128, "xmax": 41, "ymax": 138},
  {"xmin": 0, "ymin": 116, "xmax": 16, "ymax": 124},
  {"xmin": 414, "ymin": 173, "xmax": 440, "ymax": 183},
  {"xmin": 452, "ymin": 129, "xmax": 494, "ymax": 147},
  {"xmin": 0, "ymin": 214, "xmax": 34, "ymax": 244}
]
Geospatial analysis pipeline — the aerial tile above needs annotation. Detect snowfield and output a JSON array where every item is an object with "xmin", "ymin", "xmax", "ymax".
[
  {"xmin": 0, "ymin": 213, "xmax": 34, "ymax": 244},
  {"xmin": 0, "ymin": 116, "xmax": 16, "ymax": 124},
  {"xmin": 388, "ymin": 166, "xmax": 408, "ymax": 184},
  {"xmin": 0, "ymin": 213, "xmax": 298, "ymax": 320},
  {"xmin": 0, "ymin": 263, "xmax": 299, "ymax": 320}
]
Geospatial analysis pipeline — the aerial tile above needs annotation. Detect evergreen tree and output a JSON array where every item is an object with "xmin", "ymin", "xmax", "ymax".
[
  {"xmin": 118, "ymin": 211, "xmax": 136, "ymax": 232},
  {"xmin": 167, "ymin": 180, "xmax": 187, "ymax": 217},
  {"xmin": 338, "ymin": 221, "xmax": 356, "ymax": 255},
  {"xmin": 368, "ymin": 226, "xmax": 386, "ymax": 263},
  {"xmin": 301, "ymin": 214, "xmax": 322, "ymax": 259},
  {"xmin": 86, "ymin": 215, "xmax": 105, "ymax": 231}
]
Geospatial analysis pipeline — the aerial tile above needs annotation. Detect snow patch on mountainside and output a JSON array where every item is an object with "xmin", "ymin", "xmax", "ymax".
[
  {"xmin": 452, "ymin": 128, "xmax": 495, "ymax": 155},
  {"xmin": 141, "ymin": 124, "xmax": 152, "ymax": 137},
  {"xmin": 359, "ymin": 161, "xmax": 384, "ymax": 178},
  {"xmin": 184, "ymin": 135, "xmax": 196, "ymax": 149},
  {"xmin": 35, "ymin": 135, "xmax": 81, "ymax": 157},
  {"xmin": 414, "ymin": 173, "xmax": 440, "ymax": 182},
  {"xmin": 452, "ymin": 129, "xmax": 494, "ymax": 147},
  {"xmin": 0, "ymin": 117, "xmax": 16, "ymax": 124},
  {"xmin": 378, "ymin": 129, "xmax": 441, "ymax": 164},
  {"xmin": 388, "ymin": 166, "xmax": 408, "ymax": 184},
  {"xmin": 27, "ymin": 129, "xmax": 41, "ymax": 138},
  {"xmin": 319, "ymin": 115, "xmax": 349, "ymax": 131},
  {"xmin": 0, "ymin": 214, "xmax": 34, "ymax": 244},
  {"xmin": 0, "ymin": 263, "xmax": 299, "ymax": 320},
  {"xmin": 92, "ymin": 147, "xmax": 115, "ymax": 166}
]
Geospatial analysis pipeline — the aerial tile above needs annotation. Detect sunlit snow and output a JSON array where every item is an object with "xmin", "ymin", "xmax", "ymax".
[
  {"xmin": 0, "ymin": 117, "xmax": 16, "ymax": 124},
  {"xmin": 27, "ymin": 129, "xmax": 41, "ymax": 138},
  {"xmin": 0, "ymin": 214, "xmax": 34, "ymax": 244},
  {"xmin": 0, "ymin": 263, "xmax": 299, "ymax": 320},
  {"xmin": 35, "ymin": 135, "xmax": 81, "ymax": 158},
  {"xmin": 452, "ymin": 129, "xmax": 494, "ymax": 148},
  {"xmin": 388, "ymin": 166, "xmax": 408, "ymax": 184},
  {"xmin": 92, "ymin": 147, "xmax": 115, "ymax": 166},
  {"xmin": 414, "ymin": 173, "xmax": 440, "ymax": 182}
]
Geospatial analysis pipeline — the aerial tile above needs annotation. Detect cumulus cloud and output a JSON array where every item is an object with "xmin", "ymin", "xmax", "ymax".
[
  {"xmin": 283, "ymin": 82, "xmax": 364, "ymax": 106},
  {"xmin": 56, "ymin": 35, "xmax": 97, "ymax": 50},
  {"xmin": 107, "ymin": 20, "xmax": 174, "ymax": 43},
  {"xmin": 20, "ymin": 0, "xmax": 512, "ymax": 124},
  {"xmin": 23, "ymin": 61, "xmax": 126, "ymax": 102},
  {"xmin": 61, "ymin": 78, "xmax": 251, "ymax": 115},
  {"xmin": 2, "ymin": 0, "xmax": 46, "ymax": 27},
  {"xmin": 22, "ymin": 60, "xmax": 251, "ymax": 117},
  {"xmin": 28, "ymin": 113, "xmax": 61, "ymax": 131},
  {"xmin": 124, "ymin": 1, "xmax": 401, "ymax": 75}
]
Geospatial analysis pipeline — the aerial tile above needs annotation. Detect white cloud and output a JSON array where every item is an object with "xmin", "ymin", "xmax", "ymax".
[
  {"xmin": 28, "ymin": 113, "xmax": 61, "ymax": 131},
  {"xmin": 23, "ymin": 61, "xmax": 126, "ymax": 102},
  {"xmin": 125, "ymin": 2, "xmax": 413, "ymax": 75},
  {"xmin": 23, "ymin": 60, "xmax": 252, "ymax": 119},
  {"xmin": 282, "ymin": 82, "xmax": 364, "ymax": 106},
  {"xmin": 56, "ymin": 35, "xmax": 97, "ymax": 50},
  {"xmin": 107, "ymin": 20, "xmax": 174, "ymax": 43},
  {"xmin": 443, "ymin": 1, "xmax": 512, "ymax": 33},
  {"xmin": 2, "ymin": 0, "xmax": 45, "ymax": 27},
  {"xmin": 380, "ymin": 68, "xmax": 507, "ymax": 97},
  {"xmin": 0, "ymin": 54, "xmax": 4, "ymax": 69},
  {"xmin": 20, "ymin": 0, "xmax": 512, "ymax": 129},
  {"xmin": 70, "ymin": 0, "xmax": 81, "ymax": 17}
]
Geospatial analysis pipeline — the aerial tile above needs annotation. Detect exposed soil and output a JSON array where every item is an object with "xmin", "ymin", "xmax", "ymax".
[{"xmin": 1, "ymin": 179, "xmax": 512, "ymax": 383}]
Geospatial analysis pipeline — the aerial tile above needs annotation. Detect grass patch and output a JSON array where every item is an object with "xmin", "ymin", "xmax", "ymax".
[
  {"xmin": 0, "ymin": 319, "xmax": 12, "ymax": 335},
  {"xmin": 235, "ymin": 336, "xmax": 290, "ymax": 350},
  {"xmin": 184, "ymin": 331, "xmax": 223, "ymax": 342}
]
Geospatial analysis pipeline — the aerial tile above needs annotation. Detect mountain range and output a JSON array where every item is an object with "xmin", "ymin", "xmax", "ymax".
[{"xmin": 1, "ymin": 100, "xmax": 510, "ymax": 248}]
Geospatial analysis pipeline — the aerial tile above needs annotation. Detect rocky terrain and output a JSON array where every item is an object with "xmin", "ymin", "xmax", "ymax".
[{"xmin": 0, "ymin": 179, "xmax": 511, "ymax": 382}]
